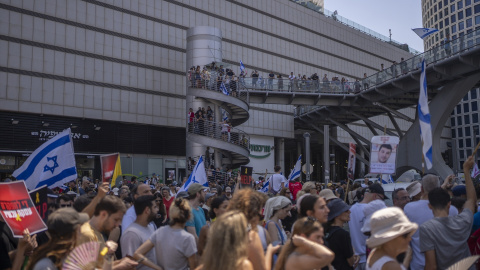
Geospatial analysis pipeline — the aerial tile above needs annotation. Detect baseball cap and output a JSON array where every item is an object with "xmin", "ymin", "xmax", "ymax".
[
  {"xmin": 205, "ymin": 193, "xmax": 215, "ymax": 201},
  {"xmin": 176, "ymin": 191, "xmax": 189, "ymax": 199},
  {"xmin": 225, "ymin": 187, "xmax": 232, "ymax": 193},
  {"xmin": 452, "ymin": 185, "xmax": 466, "ymax": 197},
  {"xmin": 47, "ymin": 208, "xmax": 89, "ymax": 237},
  {"xmin": 188, "ymin": 183, "xmax": 205, "ymax": 195},
  {"xmin": 365, "ymin": 183, "xmax": 389, "ymax": 200}
]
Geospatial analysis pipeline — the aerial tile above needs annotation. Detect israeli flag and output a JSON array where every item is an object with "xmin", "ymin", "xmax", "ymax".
[
  {"xmin": 472, "ymin": 163, "xmax": 480, "ymax": 178},
  {"xmin": 221, "ymin": 108, "xmax": 229, "ymax": 121},
  {"xmin": 179, "ymin": 156, "xmax": 208, "ymax": 193},
  {"xmin": 13, "ymin": 128, "xmax": 77, "ymax": 190},
  {"xmin": 287, "ymin": 155, "xmax": 302, "ymax": 185},
  {"xmin": 381, "ymin": 175, "xmax": 394, "ymax": 184},
  {"xmin": 240, "ymin": 60, "xmax": 245, "ymax": 72},
  {"xmin": 412, "ymin": 28, "xmax": 438, "ymax": 39},
  {"xmin": 259, "ymin": 179, "xmax": 269, "ymax": 193},
  {"xmin": 418, "ymin": 59, "xmax": 433, "ymax": 169},
  {"xmin": 220, "ymin": 82, "xmax": 229, "ymax": 96}
]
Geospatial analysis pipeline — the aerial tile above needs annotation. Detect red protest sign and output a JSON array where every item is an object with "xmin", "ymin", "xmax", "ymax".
[
  {"xmin": 240, "ymin": 166, "xmax": 253, "ymax": 189},
  {"xmin": 100, "ymin": 153, "xmax": 118, "ymax": 183},
  {"xmin": 0, "ymin": 181, "xmax": 47, "ymax": 237}
]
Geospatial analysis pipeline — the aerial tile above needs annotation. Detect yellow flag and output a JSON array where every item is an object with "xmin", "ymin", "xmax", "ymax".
[{"xmin": 111, "ymin": 154, "xmax": 122, "ymax": 187}]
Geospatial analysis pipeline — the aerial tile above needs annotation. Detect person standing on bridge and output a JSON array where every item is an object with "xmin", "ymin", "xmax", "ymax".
[{"xmin": 288, "ymin": 72, "xmax": 296, "ymax": 92}]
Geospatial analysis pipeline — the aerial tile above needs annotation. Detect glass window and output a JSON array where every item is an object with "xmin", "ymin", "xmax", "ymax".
[
  {"xmin": 458, "ymin": 127, "xmax": 463, "ymax": 137},
  {"xmin": 445, "ymin": 7, "xmax": 449, "ymax": 15},
  {"xmin": 440, "ymin": 10, "xmax": 444, "ymax": 18},
  {"xmin": 465, "ymin": 114, "xmax": 470, "ymax": 124},
  {"xmin": 475, "ymin": 4, "xmax": 480, "ymax": 13},
  {"xmin": 476, "ymin": 0, "xmax": 480, "ymax": 3},
  {"xmin": 464, "ymin": 93, "xmax": 469, "ymax": 101},
  {"xmin": 467, "ymin": 149, "xmax": 473, "ymax": 157},
  {"xmin": 440, "ymin": 21, "xmax": 444, "ymax": 28},
  {"xmin": 452, "ymin": 14, "xmax": 457, "ymax": 22},
  {"xmin": 458, "ymin": 116, "xmax": 463, "ymax": 125},
  {"xmin": 476, "ymin": 15, "xmax": 480, "ymax": 24},
  {"xmin": 466, "ymin": 138, "xmax": 472, "ymax": 148},
  {"xmin": 466, "ymin": 0, "xmax": 472, "ymax": 5},
  {"xmin": 452, "ymin": 34, "xmax": 457, "ymax": 39},
  {"xmin": 459, "ymin": 150, "xmax": 465, "ymax": 159},
  {"xmin": 452, "ymin": 24, "xmax": 457, "ymax": 33},
  {"xmin": 471, "ymin": 89, "xmax": 477, "ymax": 99},
  {"xmin": 446, "ymin": 17, "xmax": 450, "ymax": 25},
  {"xmin": 459, "ymin": 1, "xmax": 464, "ymax": 9},
  {"xmin": 472, "ymin": 101, "xmax": 478, "ymax": 111},
  {"xmin": 452, "ymin": 4, "xmax": 456, "ymax": 12},
  {"xmin": 444, "ymin": 0, "xmax": 448, "ymax": 5},
  {"xmin": 457, "ymin": 104, "xmax": 462, "ymax": 114},
  {"xmin": 466, "ymin": 7, "xmax": 472, "ymax": 16},
  {"xmin": 467, "ymin": 18, "xmax": 473, "ymax": 27},
  {"xmin": 435, "ymin": 5, "xmax": 438, "ymax": 12},
  {"xmin": 474, "ymin": 113, "xmax": 479, "ymax": 123},
  {"xmin": 439, "ymin": 1, "xmax": 443, "ymax": 8},
  {"xmin": 459, "ymin": 139, "xmax": 464, "ymax": 148},
  {"xmin": 451, "ymin": 117, "xmax": 456, "ymax": 126},
  {"xmin": 458, "ymin": 10, "xmax": 464, "ymax": 19},
  {"xmin": 452, "ymin": 128, "xmax": 456, "ymax": 138},
  {"xmin": 466, "ymin": 127, "xmax": 471, "ymax": 136},
  {"xmin": 459, "ymin": 21, "xmax": 465, "ymax": 30}
]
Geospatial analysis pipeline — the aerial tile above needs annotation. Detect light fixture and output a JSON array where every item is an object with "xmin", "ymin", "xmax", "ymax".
[
  {"xmin": 42, "ymin": 121, "xmax": 49, "ymax": 127},
  {"xmin": 70, "ymin": 123, "xmax": 78, "ymax": 129},
  {"xmin": 11, "ymin": 119, "xmax": 19, "ymax": 125},
  {"xmin": 94, "ymin": 125, "xmax": 101, "ymax": 131}
]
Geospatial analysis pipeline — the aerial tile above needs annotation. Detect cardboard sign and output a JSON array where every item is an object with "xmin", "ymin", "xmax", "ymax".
[
  {"xmin": 0, "ymin": 181, "xmax": 47, "ymax": 237},
  {"xmin": 347, "ymin": 143, "xmax": 356, "ymax": 180},
  {"xmin": 29, "ymin": 185, "xmax": 49, "ymax": 223},
  {"xmin": 370, "ymin": 136, "xmax": 400, "ymax": 174},
  {"xmin": 240, "ymin": 166, "xmax": 253, "ymax": 188}
]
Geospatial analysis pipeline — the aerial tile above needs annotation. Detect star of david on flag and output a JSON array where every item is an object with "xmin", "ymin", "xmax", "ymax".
[
  {"xmin": 13, "ymin": 128, "xmax": 77, "ymax": 190},
  {"xmin": 178, "ymin": 156, "xmax": 208, "ymax": 194}
]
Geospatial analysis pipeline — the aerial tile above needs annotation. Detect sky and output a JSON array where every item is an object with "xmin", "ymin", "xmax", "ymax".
[{"xmin": 325, "ymin": 0, "xmax": 425, "ymax": 52}]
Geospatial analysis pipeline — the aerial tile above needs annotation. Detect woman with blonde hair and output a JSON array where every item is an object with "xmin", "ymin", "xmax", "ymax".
[
  {"xmin": 196, "ymin": 211, "xmax": 253, "ymax": 270},
  {"xmin": 227, "ymin": 188, "xmax": 279, "ymax": 270},
  {"xmin": 274, "ymin": 217, "xmax": 334, "ymax": 270}
]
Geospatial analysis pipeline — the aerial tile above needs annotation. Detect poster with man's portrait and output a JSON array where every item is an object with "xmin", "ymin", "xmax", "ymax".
[
  {"xmin": 347, "ymin": 143, "xmax": 356, "ymax": 180},
  {"xmin": 370, "ymin": 136, "xmax": 399, "ymax": 174}
]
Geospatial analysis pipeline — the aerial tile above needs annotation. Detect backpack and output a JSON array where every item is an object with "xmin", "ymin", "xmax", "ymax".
[{"xmin": 467, "ymin": 228, "xmax": 480, "ymax": 269}]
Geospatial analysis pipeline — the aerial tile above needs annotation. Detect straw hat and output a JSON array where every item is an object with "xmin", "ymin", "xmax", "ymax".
[
  {"xmin": 319, "ymin": 189, "xmax": 337, "ymax": 201},
  {"xmin": 366, "ymin": 207, "xmax": 418, "ymax": 248},
  {"xmin": 406, "ymin": 181, "xmax": 421, "ymax": 197}
]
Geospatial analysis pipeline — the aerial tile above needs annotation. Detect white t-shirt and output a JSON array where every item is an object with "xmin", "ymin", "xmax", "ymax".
[
  {"xmin": 150, "ymin": 226, "xmax": 197, "ymax": 270},
  {"xmin": 120, "ymin": 222, "xmax": 156, "ymax": 270},
  {"xmin": 270, "ymin": 173, "xmax": 287, "ymax": 193},
  {"xmin": 349, "ymin": 202, "xmax": 368, "ymax": 264},
  {"xmin": 289, "ymin": 75, "xmax": 295, "ymax": 81},
  {"xmin": 404, "ymin": 200, "xmax": 458, "ymax": 270}
]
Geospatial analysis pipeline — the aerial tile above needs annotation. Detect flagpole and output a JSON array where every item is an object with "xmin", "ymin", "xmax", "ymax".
[{"xmin": 473, "ymin": 140, "xmax": 480, "ymax": 156}]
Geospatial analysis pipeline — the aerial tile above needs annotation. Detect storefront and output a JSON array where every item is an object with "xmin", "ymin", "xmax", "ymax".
[{"xmin": 0, "ymin": 112, "xmax": 186, "ymax": 183}]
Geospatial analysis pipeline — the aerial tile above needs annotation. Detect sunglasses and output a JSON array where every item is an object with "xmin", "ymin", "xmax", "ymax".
[{"xmin": 60, "ymin": 204, "xmax": 72, "ymax": 208}]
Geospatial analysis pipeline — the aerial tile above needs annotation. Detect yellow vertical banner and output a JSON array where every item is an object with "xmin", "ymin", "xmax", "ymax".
[{"xmin": 111, "ymin": 154, "xmax": 122, "ymax": 187}]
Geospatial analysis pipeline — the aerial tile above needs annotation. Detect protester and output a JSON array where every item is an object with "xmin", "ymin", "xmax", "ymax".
[
  {"xmin": 349, "ymin": 183, "xmax": 387, "ymax": 270},
  {"xmin": 325, "ymin": 199, "xmax": 358, "ymax": 270},
  {"xmin": 197, "ymin": 211, "xmax": 253, "ymax": 270},
  {"xmin": 420, "ymin": 155, "xmax": 477, "ymax": 270},
  {"xmin": 198, "ymin": 196, "xmax": 229, "ymax": 256},
  {"xmin": 404, "ymin": 174, "xmax": 458, "ymax": 270},
  {"xmin": 299, "ymin": 195, "xmax": 330, "ymax": 223},
  {"xmin": 319, "ymin": 188, "xmax": 338, "ymax": 203},
  {"xmin": 366, "ymin": 207, "xmax": 417, "ymax": 270},
  {"xmin": 152, "ymin": 192, "xmax": 167, "ymax": 227},
  {"xmin": 392, "ymin": 188, "xmax": 410, "ymax": 210},
  {"xmin": 120, "ymin": 195, "xmax": 158, "ymax": 270},
  {"xmin": 121, "ymin": 183, "xmax": 154, "ymax": 233},
  {"xmin": 227, "ymin": 188, "xmax": 277, "ymax": 270},
  {"xmin": 406, "ymin": 181, "xmax": 422, "ymax": 202},
  {"xmin": 268, "ymin": 166, "xmax": 288, "ymax": 195},
  {"xmin": 289, "ymin": 177, "xmax": 303, "ymax": 201},
  {"xmin": 185, "ymin": 183, "xmax": 207, "ymax": 241},
  {"xmin": 274, "ymin": 217, "xmax": 334, "ymax": 270},
  {"xmin": 264, "ymin": 196, "xmax": 292, "ymax": 246},
  {"xmin": 27, "ymin": 208, "xmax": 85, "ymax": 270},
  {"xmin": 162, "ymin": 187, "xmax": 174, "ymax": 220}
]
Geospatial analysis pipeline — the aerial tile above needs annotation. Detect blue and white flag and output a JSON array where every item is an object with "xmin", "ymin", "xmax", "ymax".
[
  {"xmin": 179, "ymin": 156, "xmax": 208, "ymax": 193},
  {"xmin": 220, "ymin": 82, "xmax": 229, "ymax": 96},
  {"xmin": 221, "ymin": 108, "xmax": 229, "ymax": 121},
  {"xmin": 412, "ymin": 28, "xmax": 438, "ymax": 39},
  {"xmin": 240, "ymin": 60, "xmax": 245, "ymax": 72},
  {"xmin": 13, "ymin": 128, "xmax": 77, "ymax": 190},
  {"xmin": 259, "ymin": 179, "xmax": 269, "ymax": 193},
  {"xmin": 287, "ymin": 155, "xmax": 302, "ymax": 185},
  {"xmin": 418, "ymin": 59, "xmax": 433, "ymax": 169},
  {"xmin": 381, "ymin": 175, "xmax": 394, "ymax": 184}
]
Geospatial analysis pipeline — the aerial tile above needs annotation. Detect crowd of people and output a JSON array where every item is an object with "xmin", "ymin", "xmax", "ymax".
[
  {"xmin": 1, "ymin": 156, "xmax": 479, "ymax": 269},
  {"xmin": 187, "ymin": 59, "xmax": 410, "ymax": 95}
]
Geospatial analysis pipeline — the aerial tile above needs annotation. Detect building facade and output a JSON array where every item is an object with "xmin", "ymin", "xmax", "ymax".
[{"xmin": 0, "ymin": 0, "xmax": 415, "ymax": 182}]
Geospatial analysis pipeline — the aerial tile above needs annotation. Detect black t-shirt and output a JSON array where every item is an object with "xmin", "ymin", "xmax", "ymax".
[
  {"xmin": 327, "ymin": 227, "xmax": 354, "ymax": 270},
  {"xmin": 252, "ymin": 73, "xmax": 259, "ymax": 78},
  {"xmin": 269, "ymin": 73, "xmax": 275, "ymax": 79}
]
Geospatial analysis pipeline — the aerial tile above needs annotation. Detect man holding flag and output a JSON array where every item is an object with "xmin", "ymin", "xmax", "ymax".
[{"xmin": 13, "ymin": 128, "xmax": 77, "ymax": 190}]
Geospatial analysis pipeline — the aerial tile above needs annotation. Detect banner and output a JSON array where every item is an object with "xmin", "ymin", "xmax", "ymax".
[
  {"xmin": 29, "ymin": 185, "xmax": 49, "ymax": 223},
  {"xmin": 370, "ymin": 136, "xmax": 400, "ymax": 174},
  {"xmin": 347, "ymin": 143, "xmax": 356, "ymax": 180},
  {"xmin": 100, "ymin": 153, "xmax": 121, "ymax": 185},
  {"xmin": 0, "ymin": 182, "xmax": 47, "ymax": 237},
  {"xmin": 240, "ymin": 166, "xmax": 253, "ymax": 189}
]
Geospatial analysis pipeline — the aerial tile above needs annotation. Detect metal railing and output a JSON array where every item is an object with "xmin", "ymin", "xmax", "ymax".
[
  {"xmin": 187, "ymin": 119, "xmax": 250, "ymax": 152},
  {"xmin": 238, "ymin": 77, "xmax": 360, "ymax": 94},
  {"xmin": 186, "ymin": 71, "xmax": 249, "ymax": 103},
  {"xmin": 291, "ymin": 0, "xmax": 421, "ymax": 54}
]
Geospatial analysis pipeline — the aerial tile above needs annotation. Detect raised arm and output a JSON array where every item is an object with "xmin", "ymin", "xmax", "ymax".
[{"xmin": 463, "ymin": 155, "xmax": 477, "ymax": 213}]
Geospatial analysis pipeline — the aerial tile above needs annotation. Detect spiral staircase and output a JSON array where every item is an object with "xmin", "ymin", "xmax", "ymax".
[{"xmin": 186, "ymin": 72, "xmax": 251, "ymax": 168}]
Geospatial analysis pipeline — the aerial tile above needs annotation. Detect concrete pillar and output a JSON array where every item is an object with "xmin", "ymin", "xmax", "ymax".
[
  {"xmin": 275, "ymin": 138, "xmax": 285, "ymax": 174},
  {"xmin": 185, "ymin": 26, "xmax": 222, "ymax": 171}
]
